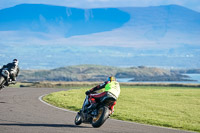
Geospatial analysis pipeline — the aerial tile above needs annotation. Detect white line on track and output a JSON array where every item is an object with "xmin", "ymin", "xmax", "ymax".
[{"xmin": 38, "ymin": 94, "xmax": 76, "ymax": 114}]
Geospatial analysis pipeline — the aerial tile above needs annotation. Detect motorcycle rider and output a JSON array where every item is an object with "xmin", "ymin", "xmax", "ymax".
[
  {"xmin": 85, "ymin": 76, "xmax": 120, "ymax": 114},
  {"xmin": 0, "ymin": 59, "xmax": 20, "ymax": 85}
]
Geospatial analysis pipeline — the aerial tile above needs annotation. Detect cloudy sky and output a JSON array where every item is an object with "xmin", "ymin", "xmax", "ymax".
[{"xmin": 0, "ymin": 0, "xmax": 200, "ymax": 12}]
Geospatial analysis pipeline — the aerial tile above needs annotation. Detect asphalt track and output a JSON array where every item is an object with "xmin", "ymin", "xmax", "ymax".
[{"xmin": 0, "ymin": 87, "xmax": 195, "ymax": 133}]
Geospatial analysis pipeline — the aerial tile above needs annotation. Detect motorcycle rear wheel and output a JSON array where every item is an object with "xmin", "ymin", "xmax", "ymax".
[{"xmin": 91, "ymin": 106, "xmax": 109, "ymax": 128}]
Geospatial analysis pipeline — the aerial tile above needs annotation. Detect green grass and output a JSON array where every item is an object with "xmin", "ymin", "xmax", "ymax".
[{"xmin": 43, "ymin": 85, "xmax": 200, "ymax": 132}]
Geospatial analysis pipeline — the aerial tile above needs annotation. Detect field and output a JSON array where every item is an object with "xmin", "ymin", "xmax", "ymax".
[{"xmin": 43, "ymin": 84, "xmax": 200, "ymax": 132}]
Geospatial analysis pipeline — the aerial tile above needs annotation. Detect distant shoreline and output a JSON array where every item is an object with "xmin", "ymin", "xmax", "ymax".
[
  {"xmin": 17, "ymin": 65, "xmax": 200, "ymax": 83},
  {"xmin": 15, "ymin": 81, "xmax": 200, "ymax": 88}
]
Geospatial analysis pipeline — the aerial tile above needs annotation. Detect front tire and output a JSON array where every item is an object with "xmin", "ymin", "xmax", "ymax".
[
  {"xmin": 0, "ymin": 76, "xmax": 6, "ymax": 90},
  {"xmin": 91, "ymin": 106, "xmax": 110, "ymax": 128},
  {"xmin": 74, "ymin": 112, "xmax": 82, "ymax": 125}
]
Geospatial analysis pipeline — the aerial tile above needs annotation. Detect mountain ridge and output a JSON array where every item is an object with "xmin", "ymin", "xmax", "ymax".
[{"xmin": 17, "ymin": 64, "xmax": 192, "ymax": 82}]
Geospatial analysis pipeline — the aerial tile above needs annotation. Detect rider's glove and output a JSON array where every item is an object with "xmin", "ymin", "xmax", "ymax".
[{"xmin": 85, "ymin": 90, "xmax": 91, "ymax": 95}]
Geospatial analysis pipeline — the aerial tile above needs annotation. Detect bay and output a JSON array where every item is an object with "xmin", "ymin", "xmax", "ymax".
[{"xmin": 117, "ymin": 74, "xmax": 200, "ymax": 84}]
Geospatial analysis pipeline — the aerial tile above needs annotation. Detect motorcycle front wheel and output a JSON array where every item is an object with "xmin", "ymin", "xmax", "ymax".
[
  {"xmin": 0, "ymin": 76, "xmax": 6, "ymax": 90},
  {"xmin": 91, "ymin": 106, "xmax": 110, "ymax": 128},
  {"xmin": 74, "ymin": 112, "xmax": 82, "ymax": 125}
]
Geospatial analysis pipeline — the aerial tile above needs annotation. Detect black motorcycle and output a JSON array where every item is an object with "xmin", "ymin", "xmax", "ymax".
[
  {"xmin": 0, "ymin": 69, "xmax": 15, "ymax": 90},
  {"xmin": 74, "ymin": 92, "xmax": 117, "ymax": 128}
]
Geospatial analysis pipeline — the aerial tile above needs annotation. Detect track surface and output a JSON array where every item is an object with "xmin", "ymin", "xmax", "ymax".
[{"xmin": 0, "ymin": 87, "xmax": 195, "ymax": 133}]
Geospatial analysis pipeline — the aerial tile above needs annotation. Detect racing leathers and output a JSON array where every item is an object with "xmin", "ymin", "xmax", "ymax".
[
  {"xmin": 86, "ymin": 80, "xmax": 120, "ymax": 113},
  {"xmin": 1, "ymin": 62, "xmax": 19, "ymax": 84}
]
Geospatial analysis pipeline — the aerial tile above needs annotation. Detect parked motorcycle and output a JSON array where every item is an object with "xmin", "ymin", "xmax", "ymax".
[
  {"xmin": 74, "ymin": 92, "xmax": 117, "ymax": 128},
  {"xmin": 0, "ymin": 69, "xmax": 15, "ymax": 90}
]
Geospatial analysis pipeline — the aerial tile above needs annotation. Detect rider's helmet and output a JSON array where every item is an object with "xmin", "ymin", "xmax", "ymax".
[
  {"xmin": 13, "ymin": 59, "xmax": 19, "ymax": 66},
  {"xmin": 107, "ymin": 76, "xmax": 116, "ymax": 82}
]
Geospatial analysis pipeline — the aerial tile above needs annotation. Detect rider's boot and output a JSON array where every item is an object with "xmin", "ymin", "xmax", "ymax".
[
  {"xmin": 11, "ymin": 81, "xmax": 16, "ymax": 84},
  {"xmin": 9, "ymin": 77, "xmax": 16, "ymax": 84},
  {"xmin": 87, "ymin": 103, "xmax": 97, "ymax": 113}
]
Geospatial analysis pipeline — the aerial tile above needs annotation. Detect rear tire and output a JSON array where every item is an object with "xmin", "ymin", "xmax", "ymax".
[
  {"xmin": 74, "ymin": 112, "xmax": 82, "ymax": 125},
  {"xmin": 91, "ymin": 106, "xmax": 109, "ymax": 128}
]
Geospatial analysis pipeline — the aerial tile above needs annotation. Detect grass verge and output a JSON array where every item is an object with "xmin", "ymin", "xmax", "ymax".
[{"xmin": 43, "ymin": 85, "xmax": 200, "ymax": 132}]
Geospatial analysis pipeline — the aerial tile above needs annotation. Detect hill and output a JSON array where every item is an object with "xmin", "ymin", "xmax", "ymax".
[{"xmin": 17, "ymin": 65, "xmax": 191, "ymax": 82}]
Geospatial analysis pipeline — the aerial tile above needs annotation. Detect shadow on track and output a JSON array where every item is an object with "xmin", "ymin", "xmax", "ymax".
[{"xmin": 0, "ymin": 123, "xmax": 90, "ymax": 128}]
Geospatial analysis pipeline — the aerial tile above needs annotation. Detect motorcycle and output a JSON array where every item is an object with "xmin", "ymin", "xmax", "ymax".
[
  {"xmin": 0, "ymin": 69, "xmax": 15, "ymax": 90},
  {"xmin": 74, "ymin": 92, "xmax": 117, "ymax": 128}
]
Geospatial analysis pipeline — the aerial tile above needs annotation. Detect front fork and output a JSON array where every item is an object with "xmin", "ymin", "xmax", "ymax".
[{"xmin": 82, "ymin": 95, "xmax": 90, "ymax": 111}]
